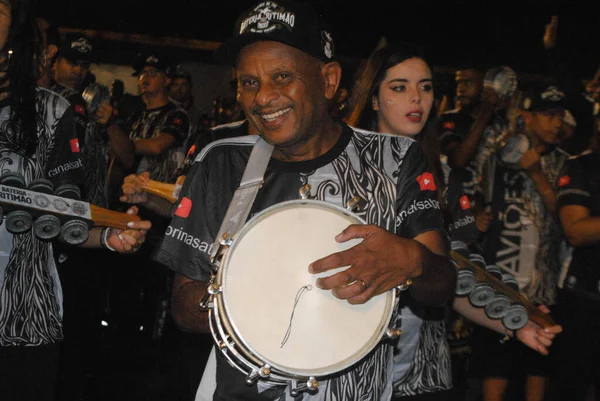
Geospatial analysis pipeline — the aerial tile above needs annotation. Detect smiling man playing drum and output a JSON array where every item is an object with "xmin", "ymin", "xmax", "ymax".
[{"xmin": 153, "ymin": 1, "xmax": 456, "ymax": 400}]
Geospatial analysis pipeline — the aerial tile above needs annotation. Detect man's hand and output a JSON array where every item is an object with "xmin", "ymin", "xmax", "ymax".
[
  {"xmin": 519, "ymin": 148, "xmax": 541, "ymax": 172},
  {"xmin": 120, "ymin": 172, "xmax": 151, "ymax": 205},
  {"xmin": 515, "ymin": 305, "xmax": 562, "ymax": 355},
  {"xmin": 308, "ymin": 224, "xmax": 424, "ymax": 305},
  {"xmin": 106, "ymin": 206, "xmax": 151, "ymax": 252},
  {"xmin": 95, "ymin": 103, "xmax": 116, "ymax": 126}
]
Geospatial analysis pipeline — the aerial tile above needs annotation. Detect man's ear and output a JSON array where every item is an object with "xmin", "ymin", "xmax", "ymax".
[
  {"xmin": 45, "ymin": 44, "xmax": 58, "ymax": 65},
  {"xmin": 322, "ymin": 61, "xmax": 342, "ymax": 101}
]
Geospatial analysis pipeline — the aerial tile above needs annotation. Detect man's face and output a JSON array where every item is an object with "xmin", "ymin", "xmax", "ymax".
[
  {"xmin": 53, "ymin": 57, "xmax": 90, "ymax": 91},
  {"xmin": 235, "ymin": 41, "xmax": 330, "ymax": 150},
  {"xmin": 455, "ymin": 69, "xmax": 483, "ymax": 109},
  {"xmin": 138, "ymin": 66, "xmax": 169, "ymax": 97},
  {"xmin": 168, "ymin": 77, "xmax": 191, "ymax": 103},
  {"xmin": 528, "ymin": 108, "xmax": 564, "ymax": 146},
  {"xmin": 0, "ymin": 0, "xmax": 11, "ymax": 52}
]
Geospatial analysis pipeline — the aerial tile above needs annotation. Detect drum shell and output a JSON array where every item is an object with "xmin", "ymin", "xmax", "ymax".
[{"xmin": 210, "ymin": 199, "xmax": 398, "ymax": 383}]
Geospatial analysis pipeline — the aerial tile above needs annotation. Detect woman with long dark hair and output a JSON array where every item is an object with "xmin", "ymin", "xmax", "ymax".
[{"xmin": 346, "ymin": 41, "xmax": 561, "ymax": 401}]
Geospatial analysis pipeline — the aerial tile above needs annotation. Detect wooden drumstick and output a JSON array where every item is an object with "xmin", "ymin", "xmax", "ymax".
[
  {"xmin": 0, "ymin": 183, "xmax": 140, "ymax": 231},
  {"xmin": 89, "ymin": 204, "xmax": 141, "ymax": 230},
  {"xmin": 142, "ymin": 176, "xmax": 185, "ymax": 204},
  {"xmin": 450, "ymin": 250, "xmax": 556, "ymax": 329}
]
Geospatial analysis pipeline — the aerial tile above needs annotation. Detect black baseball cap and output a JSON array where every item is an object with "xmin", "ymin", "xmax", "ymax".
[
  {"xmin": 132, "ymin": 53, "xmax": 172, "ymax": 76},
  {"xmin": 170, "ymin": 66, "xmax": 193, "ymax": 83},
  {"xmin": 214, "ymin": 0, "xmax": 335, "ymax": 65},
  {"xmin": 522, "ymin": 85, "xmax": 566, "ymax": 111},
  {"xmin": 57, "ymin": 33, "xmax": 94, "ymax": 63}
]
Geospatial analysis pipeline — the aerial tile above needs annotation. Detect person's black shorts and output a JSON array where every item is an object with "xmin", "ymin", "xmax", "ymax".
[{"xmin": 467, "ymin": 325, "xmax": 549, "ymax": 379}]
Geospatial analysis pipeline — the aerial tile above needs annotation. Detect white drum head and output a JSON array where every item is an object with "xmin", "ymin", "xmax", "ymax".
[{"xmin": 218, "ymin": 200, "xmax": 395, "ymax": 377}]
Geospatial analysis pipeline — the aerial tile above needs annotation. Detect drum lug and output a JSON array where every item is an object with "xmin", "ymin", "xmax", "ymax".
[
  {"xmin": 218, "ymin": 336, "xmax": 234, "ymax": 351},
  {"xmin": 345, "ymin": 195, "xmax": 361, "ymax": 211},
  {"xmin": 199, "ymin": 277, "xmax": 219, "ymax": 310},
  {"xmin": 385, "ymin": 327, "xmax": 403, "ymax": 339},
  {"xmin": 290, "ymin": 377, "xmax": 319, "ymax": 396},
  {"xmin": 298, "ymin": 184, "xmax": 311, "ymax": 199},
  {"xmin": 244, "ymin": 365, "xmax": 272, "ymax": 385},
  {"xmin": 219, "ymin": 232, "xmax": 232, "ymax": 246}
]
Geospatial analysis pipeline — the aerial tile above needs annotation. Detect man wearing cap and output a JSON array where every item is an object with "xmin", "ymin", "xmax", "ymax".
[
  {"xmin": 168, "ymin": 66, "xmax": 201, "ymax": 149},
  {"xmin": 97, "ymin": 53, "xmax": 190, "ymax": 186},
  {"xmin": 95, "ymin": 53, "xmax": 190, "ymax": 351},
  {"xmin": 466, "ymin": 84, "xmax": 569, "ymax": 401},
  {"xmin": 153, "ymin": 1, "xmax": 456, "ymax": 400}
]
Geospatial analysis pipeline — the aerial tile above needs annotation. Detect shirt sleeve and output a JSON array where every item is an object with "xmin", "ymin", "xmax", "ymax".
[
  {"xmin": 45, "ymin": 106, "xmax": 85, "ymax": 191},
  {"xmin": 161, "ymin": 109, "xmax": 190, "ymax": 148},
  {"xmin": 394, "ymin": 141, "xmax": 446, "ymax": 240},
  {"xmin": 556, "ymin": 158, "xmax": 590, "ymax": 210},
  {"xmin": 153, "ymin": 156, "xmax": 218, "ymax": 282}
]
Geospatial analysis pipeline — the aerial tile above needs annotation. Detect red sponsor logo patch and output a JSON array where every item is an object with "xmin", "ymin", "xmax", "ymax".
[
  {"xmin": 558, "ymin": 176, "xmax": 570, "ymax": 187},
  {"xmin": 460, "ymin": 195, "xmax": 471, "ymax": 210},
  {"xmin": 175, "ymin": 197, "xmax": 192, "ymax": 218},
  {"xmin": 173, "ymin": 117, "xmax": 182, "ymax": 126},
  {"xmin": 417, "ymin": 172, "xmax": 437, "ymax": 191},
  {"xmin": 74, "ymin": 104, "xmax": 86, "ymax": 115},
  {"xmin": 443, "ymin": 121, "xmax": 455, "ymax": 130},
  {"xmin": 70, "ymin": 138, "xmax": 80, "ymax": 153}
]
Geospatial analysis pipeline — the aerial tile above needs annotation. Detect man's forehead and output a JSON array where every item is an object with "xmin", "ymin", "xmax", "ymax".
[{"xmin": 455, "ymin": 69, "xmax": 480, "ymax": 80}]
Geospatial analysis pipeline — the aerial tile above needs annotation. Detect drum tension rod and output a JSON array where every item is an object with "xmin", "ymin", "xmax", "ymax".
[{"xmin": 290, "ymin": 377, "xmax": 319, "ymax": 396}]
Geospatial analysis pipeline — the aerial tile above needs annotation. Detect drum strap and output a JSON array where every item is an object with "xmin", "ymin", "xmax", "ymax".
[{"xmin": 209, "ymin": 136, "xmax": 274, "ymax": 268}]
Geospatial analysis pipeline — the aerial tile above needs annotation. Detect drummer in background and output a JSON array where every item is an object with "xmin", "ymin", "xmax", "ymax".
[
  {"xmin": 466, "ymin": 84, "xmax": 570, "ymax": 401},
  {"xmin": 151, "ymin": 1, "xmax": 457, "ymax": 399}
]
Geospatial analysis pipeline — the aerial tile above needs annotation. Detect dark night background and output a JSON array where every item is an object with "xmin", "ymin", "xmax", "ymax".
[{"xmin": 37, "ymin": 0, "xmax": 600, "ymax": 79}]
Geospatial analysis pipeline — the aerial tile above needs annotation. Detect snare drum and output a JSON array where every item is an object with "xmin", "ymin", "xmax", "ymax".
[{"xmin": 208, "ymin": 199, "xmax": 399, "ymax": 392}]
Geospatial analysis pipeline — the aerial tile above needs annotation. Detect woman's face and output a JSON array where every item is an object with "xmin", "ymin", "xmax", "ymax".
[
  {"xmin": 0, "ymin": 0, "xmax": 10, "ymax": 51},
  {"xmin": 373, "ymin": 57, "xmax": 434, "ymax": 137}
]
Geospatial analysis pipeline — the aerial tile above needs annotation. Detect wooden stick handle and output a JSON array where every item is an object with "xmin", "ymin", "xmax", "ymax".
[
  {"xmin": 90, "ymin": 204, "xmax": 141, "ymax": 231},
  {"xmin": 450, "ymin": 250, "xmax": 556, "ymax": 329},
  {"xmin": 142, "ymin": 176, "xmax": 185, "ymax": 204}
]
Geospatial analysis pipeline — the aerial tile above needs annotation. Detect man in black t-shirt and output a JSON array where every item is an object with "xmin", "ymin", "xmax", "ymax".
[
  {"xmin": 150, "ymin": 2, "xmax": 457, "ymax": 400},
  {"xmin": 547, "ymin": 121, "xmax": 600, "ymax": 401}
]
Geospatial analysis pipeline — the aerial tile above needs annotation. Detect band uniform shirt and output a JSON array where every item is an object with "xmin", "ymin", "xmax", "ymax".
[
  {"xmin": 155, "ymin": 123, "xmax": 446, "ymax": 400},
  {"xmin": 50, "ymin": 81, "xmax": 110, "ymax": 208},
  {"xmin": 0, "ymin": 87, "xmax": 84, "ymax": 346},
  {"xmin": 556, "ymin": 151, "xmax": 600, "ymax": 296},
  {"xmin": 482, "ymin": 145, "xmax": 567, "ymax": 305},
  {"xmin": 129, "ymin": 101, "xmax": 190, "ymax": 184}
]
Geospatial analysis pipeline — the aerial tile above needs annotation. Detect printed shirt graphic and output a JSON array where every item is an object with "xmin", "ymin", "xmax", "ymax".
[
  {"xmin": 483, "ymin": 147, "xmax": 567, "ymax": 305},
  {"xmin": 129, "ymin": 102, "xmax": 190, "ymax": 184},
  {"xmin": 0, "ymin": 87, "xmax": 84, "ymax": 346},
  {"xmin": 556, "ymin": 152, "xmax": 600, "ymax": 294},
  {"xmin": 155, "ymin": 124, "xmax": 446, "ymax": 400}
]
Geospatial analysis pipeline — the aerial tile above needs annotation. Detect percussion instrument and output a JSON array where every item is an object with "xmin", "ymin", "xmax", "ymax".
[
  {"xmin": 204, "ymin": 198, "xmax": 401, "ymax": 395},
  {"xmin": 450, "ymin": 249, "xmax": 555, "ymax": 330},
  {"xmin": 141, "ymin": 176, "xmax": 185, "ymax": 204},
  {"xmin": 0, "ymin": 177, "xmax": 140, "ymax": 244},
  {"xmin": 82, "ymin": 82, "xmax": 111, "ymax": 120}
]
